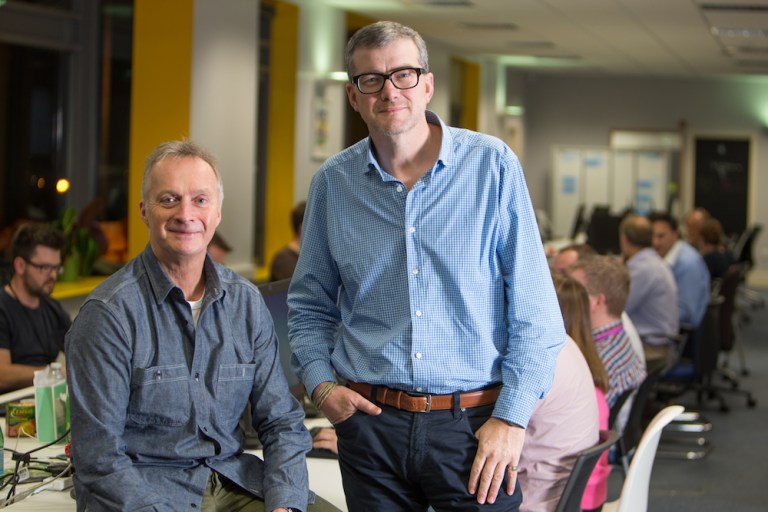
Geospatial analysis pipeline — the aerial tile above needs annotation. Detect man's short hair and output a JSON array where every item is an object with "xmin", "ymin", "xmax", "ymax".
[
  {"xmin": 558, "ymin": 243, "xmax": 597, "ymax": 260},
  {"xmin": 142, "ymin": 140, "xmax": 223, "ymax": 203},
  {"xmin": 11, "ymin": 222, "xmax": 65, "ymax": 262},
  {"xmin": 291, "ymin": 201, "xmax": 306, "ymax": 235},
  {"xmin": 619, "ymin": 214, "xmax": 652, "ymax": 248},
  {"xmin": 345, "ymin": 21, "xmax": 430, "ymax": 79},
  {"xmin": 648, "ymin": 211, "xmax": 678, "ymax": 232},
  {"xmin": 571, "ymin": 255, "xmax": 629, "ymax": 317}
]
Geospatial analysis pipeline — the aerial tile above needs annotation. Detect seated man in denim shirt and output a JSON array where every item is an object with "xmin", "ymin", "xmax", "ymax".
[{"xmin": 66, "ymin": 140, "xmax": 333, "ymax": 512}]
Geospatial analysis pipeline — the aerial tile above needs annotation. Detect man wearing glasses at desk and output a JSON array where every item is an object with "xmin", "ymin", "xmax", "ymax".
[{"xmin": 0, "ymin": 222, "xmax": 70, "ymax": 393}]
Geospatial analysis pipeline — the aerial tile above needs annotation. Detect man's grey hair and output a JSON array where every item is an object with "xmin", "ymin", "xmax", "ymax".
[
  {"xmin": 345, "ymin": 21, "xmax": 430, "ymax": 80},
  {"xmin": 142, "ymin": 140, "xmax": 224, "ymax": 203}
]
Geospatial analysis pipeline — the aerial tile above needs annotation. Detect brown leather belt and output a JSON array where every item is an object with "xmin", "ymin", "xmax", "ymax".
[{"xmin": 347, "ymin": 381, "xmax": 500, "ymax": 413}]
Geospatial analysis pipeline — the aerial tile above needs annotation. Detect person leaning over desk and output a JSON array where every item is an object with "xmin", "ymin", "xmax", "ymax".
[
  {"xmin": 66, "ymin": 140, "xmax": 336, "ymax": 512},
  {"xmin": 288, "ymin": 20, "xmax": 565, "ymax": 512},
  {"xmin": 0, "ymin": 222, "xmax": 70, "ymax": 393}
]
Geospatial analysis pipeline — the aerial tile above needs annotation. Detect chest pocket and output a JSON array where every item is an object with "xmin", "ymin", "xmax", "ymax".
[
  {"xmin": 128, "ymin": 364, "xmax": 190, "ymax": 426},
  {"xmin": 216, "ymin": 363, "xmax": 257, "ymax": 427}
]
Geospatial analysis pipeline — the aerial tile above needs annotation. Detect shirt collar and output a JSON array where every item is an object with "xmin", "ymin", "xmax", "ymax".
[
  {"xmin": 140, "ymin": 244, "xmax": 223, "ymax": 305},
  {"xmin": 664, "ymin": 239, "xmax": 682, "ymax": 266},
  {"xmin": 365, "ymin": 110, "xmax": 449, "ymax": 179}
]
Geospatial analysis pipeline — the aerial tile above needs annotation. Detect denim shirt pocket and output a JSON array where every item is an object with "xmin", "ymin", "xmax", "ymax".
[
  {"xmin": 216, "ymin": 363, "xmax": 257, "ymax": 426},
  {"xmin": 128, "ymin": 364, "xmax": 191, "ymax": 426}
]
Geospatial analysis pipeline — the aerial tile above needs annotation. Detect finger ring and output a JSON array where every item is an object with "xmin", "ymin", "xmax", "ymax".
[{"xmin": 511, "ymin": 465, "xmax": 519, "ymax": 471}]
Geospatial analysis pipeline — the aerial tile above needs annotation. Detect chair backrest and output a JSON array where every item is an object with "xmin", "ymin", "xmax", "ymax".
[
  {"xmin": 608, "ymin": 387, "xmax": 636, "ymax": 431},
  {"xmin": 731, "ymin": 224, "xmax": 761, "ymax": 268},
  {"xmin": 620, "ymin": 365, "xmax": 664, "ymax": 459},
  {"xmin": 718, "ymin": 262, "xmax": 746, "ymax": 352},
  {"xmin": 609, "ymin": 405, "xmax": 684, "ymax": 512},
  {"xmin": 554, "ymin": 429, "xmax": 621, "ymax": 512}
]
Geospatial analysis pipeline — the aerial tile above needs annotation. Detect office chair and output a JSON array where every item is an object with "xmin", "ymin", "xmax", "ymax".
[
  {"xmin": 608, "ymin": 388, "xmax": 636, "ymax": 432},
  {"xmin": 711, "ymin": 263, "xmax": 757, "ymax": 408},
  {"xmin": 657, "ymin": 298, "xmax": 727, "ymax": 411},
  {"xmin": 613, "ymin": 365, "xmax": 664, "ymax": 474},
  {"xmin": 732, "ymin": 224, "xmax": 765, "ymax": 321},
  {"xmin": 602, "ymin": 405, "xmax": 685, "ymax": 512},
  {"xmin": 554, "ymin": 429, "xmax": 620, "ymax": 512}
]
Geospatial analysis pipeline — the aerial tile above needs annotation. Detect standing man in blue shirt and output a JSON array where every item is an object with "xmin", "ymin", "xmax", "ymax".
[
  {"xmin": 66, "ymin": 141, "xmax": 334, "ymax": 512},
  {"xmin": 288, "ymin": 21, "xmax": 564, "ymax": 511}
]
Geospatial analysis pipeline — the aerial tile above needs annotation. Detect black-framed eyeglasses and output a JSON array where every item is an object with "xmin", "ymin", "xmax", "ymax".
[
  {"xmin": 351, "ymin": 67, "xmax": 425, "ymax": 94},
  {"xmin": 23, "ymin": 258, "xmax": 64, "ymax": 275}
]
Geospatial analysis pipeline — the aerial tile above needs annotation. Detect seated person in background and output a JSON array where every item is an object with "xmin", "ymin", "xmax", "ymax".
[
  {"xmin": 569, "ymin": 256, "xmax": 646, "ymax": 409},
  {"xmin": 551, "ymin": 273, "xmax": 612, "ymax": 512},
  {"xmin": 619, "ymin": 215, "xmax": 679, "ymax": 369},
  {"xmin": 0, "ymin": 222, "xmax": 71, "ymax": 393},
  {"xmin": 551, "ymin": 243, "xmax": 596, "ymax": 274},
  {"xmin": 517, "ymin": 273, "xmax": 605, "ymax": 512},
  {"xmin": 649, "ymin": 212, "xmax": 710, "ymax": 328},
  {"xmin": 270, "ymin": 201, "xmax": 306, "ymax": 282},
  {"xmin": 66, "ymin": 141, "xmax": 334, "ymax": 511},
  {"xmin": 207, "ymin": 230, "xmax": 232, "ymax": 264},
  {"xmin": 684, "ymin": 207, "xmax": 710, "ymax": 248},
  {"xmin": 698, "ymin": 216, "xmax": 735, "ymax": 280},
  {"xmin": 554, "ymin": 244, "xmax": 644, "ymax": 366}
]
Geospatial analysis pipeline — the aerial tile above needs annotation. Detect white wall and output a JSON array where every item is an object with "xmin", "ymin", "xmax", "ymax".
[
  {"xmin": 520, "ymin": 73, "xmax": 768, "ymax": 284},
  {"xmin": 190, "ymin": 0, "xmax": 258, "ymax": 277}
]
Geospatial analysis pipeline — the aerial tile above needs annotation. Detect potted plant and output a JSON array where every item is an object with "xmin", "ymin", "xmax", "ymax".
[{"xmin": 55, "ymin": 207, "xmax": 101, "ymax": 281}]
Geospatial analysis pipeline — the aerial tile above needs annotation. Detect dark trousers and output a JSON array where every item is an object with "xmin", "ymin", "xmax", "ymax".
[{"xmin": 334, "ymin": 399, "xmax": 522, "ymax": 512}]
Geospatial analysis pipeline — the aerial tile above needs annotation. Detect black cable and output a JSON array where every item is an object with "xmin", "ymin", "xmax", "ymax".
[{"xmin": 2, "ymin": 428, "xmax": 70, "ymax": 501}]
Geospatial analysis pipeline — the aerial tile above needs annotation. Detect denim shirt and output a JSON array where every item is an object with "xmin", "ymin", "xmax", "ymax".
[{"xmin": 66, "ymin": 245, "xmax": 311, "ymax": 511}]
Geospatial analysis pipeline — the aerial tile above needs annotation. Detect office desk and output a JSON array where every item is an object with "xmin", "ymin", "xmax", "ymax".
[{"xmin": 1, "ymin": 418, "xmax": 346, "ymax": 511}]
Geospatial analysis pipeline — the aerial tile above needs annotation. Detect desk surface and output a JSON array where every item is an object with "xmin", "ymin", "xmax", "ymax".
[{"xmin": 1, "ymin": 418, "xmax": 346, "ymax": 511}]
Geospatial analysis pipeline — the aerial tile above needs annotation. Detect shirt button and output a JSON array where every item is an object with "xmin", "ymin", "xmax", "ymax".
[
  {"xmin": 409, "ymin": 226, "xmax": 416, "ymax": 233},
  {"xmin": 396, "ymin": 185, "xmax": 403, "ymax": 193},
  {"xmin": 412, "ymin": 268, "xmax": 419, "ymax": 275},
  {"xmin": 415, "ymin": 310, "xmax": 422, "ymax": 317},
  {"xmin": 194, "ymin": 373, "xmax": 200, "ymax": 381},
  {"xmin": 415, "ymin": 352, "xmax": 422, "ymax": 359},
  {"xmin": 416, "ymin": 387, "xmax": 423, "ymax": 392},
  {"xmin": 202, "ymin": 426, "xmax": 208, "ymax": 433}
]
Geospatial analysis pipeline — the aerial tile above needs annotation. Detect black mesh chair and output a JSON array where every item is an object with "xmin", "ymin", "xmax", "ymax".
[
  {"xmin": 732, "ymin": 224, "xmax": 765, "ymax": 319},
  {"xmin": 613, "ymin": 365, "xmax": 664, "ymax": 474},
  {"xmin": 554, "ymin": 429, "xmax": 620, "ymax": 512},
  {"xmin": 608, "ymin": 387, "xmax": 636, "ymax": 432}
]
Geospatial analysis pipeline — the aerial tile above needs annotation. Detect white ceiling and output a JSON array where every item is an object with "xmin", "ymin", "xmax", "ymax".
[{"xmin": 313, "ymin": 0, "xmax": 768, "ymax": 77}]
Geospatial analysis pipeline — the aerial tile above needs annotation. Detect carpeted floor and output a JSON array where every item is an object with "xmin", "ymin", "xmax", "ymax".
[{"xmin": 607, "ymin": 288, "xmax": 768, "ymax": 511}]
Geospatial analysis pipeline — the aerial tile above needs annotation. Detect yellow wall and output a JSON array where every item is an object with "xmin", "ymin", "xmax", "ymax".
[
  {"xmin": 127, "ymin": 0, "xmax": 194, "ymax": 258},
  {"xmin": 259, "ymin": 1, "xmax": 299, "ymax": 282},
  {"xmin": 459, "ymin": 59, "xmax": 479, "ymax": 131}
]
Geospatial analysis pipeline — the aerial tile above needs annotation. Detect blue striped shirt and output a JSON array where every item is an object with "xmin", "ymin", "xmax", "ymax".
[{"xmin": 288, "ymin": 112, "xmax": 565, "ymax": 427}]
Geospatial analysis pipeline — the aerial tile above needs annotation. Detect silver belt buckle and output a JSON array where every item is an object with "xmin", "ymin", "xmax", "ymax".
[{"xmin": 417, "ymin": 393, "xmax": 431, "ymax": 413}]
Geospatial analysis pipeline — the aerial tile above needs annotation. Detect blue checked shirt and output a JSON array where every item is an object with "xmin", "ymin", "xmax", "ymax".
[{"xmin": 288, "ymin": 112, "xmax": 565, "ymax": 427}]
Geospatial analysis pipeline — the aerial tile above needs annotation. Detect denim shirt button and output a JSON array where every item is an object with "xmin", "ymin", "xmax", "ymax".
[
  {"xmin": 195, "ymin": 373, "xmax": 200, "ymax": 381},
  {"xmin": 191, "ymin": 503, "xmax": 197, "ymax": 508}
]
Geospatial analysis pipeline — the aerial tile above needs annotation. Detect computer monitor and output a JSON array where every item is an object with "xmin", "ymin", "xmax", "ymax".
[{"xmin": 256, "ymin": 278, "xmax": 304, "ymax": 399}]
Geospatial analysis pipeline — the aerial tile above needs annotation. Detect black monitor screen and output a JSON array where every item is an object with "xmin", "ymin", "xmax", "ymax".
[{"xmin": 257, "ymin": 279, "xmax": 303, "ymax": 398}]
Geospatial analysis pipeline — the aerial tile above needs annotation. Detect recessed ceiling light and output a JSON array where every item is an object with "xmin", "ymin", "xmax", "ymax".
[{"xmin": 712, "ymin": 27, "xmax": 768, "ymax": 38}]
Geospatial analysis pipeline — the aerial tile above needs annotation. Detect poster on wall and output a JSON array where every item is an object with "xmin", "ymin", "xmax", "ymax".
[
  {"xmin": 694, "ymin": 137, "xmax": 749, "ymax": 237},
  {"xmin": 312, "ymin": 81, "xmax": 345, "ymax": 161}
]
